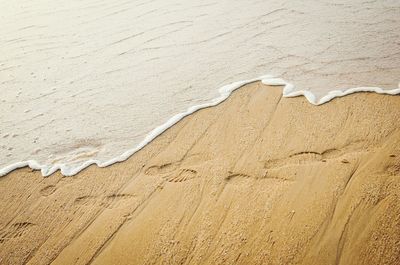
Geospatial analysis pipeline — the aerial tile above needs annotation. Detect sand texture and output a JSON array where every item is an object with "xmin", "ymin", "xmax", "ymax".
[{"xmin": 1, "ymin": 82, "xmax": 400, "ymax": 265}]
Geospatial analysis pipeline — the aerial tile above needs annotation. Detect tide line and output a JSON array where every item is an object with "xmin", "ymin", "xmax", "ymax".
[{"xmin": 1, "ymin": 74, "xmax": 399, "ymax": 177}]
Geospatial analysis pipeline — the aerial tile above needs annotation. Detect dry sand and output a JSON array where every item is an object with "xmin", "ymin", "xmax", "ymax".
[{"xmin": 1, "ymin": 82, "xmax": 400, "ymax": 265}]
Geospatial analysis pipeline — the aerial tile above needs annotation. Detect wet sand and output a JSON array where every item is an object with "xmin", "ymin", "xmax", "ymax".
[{"xmin": 1, "ymin": 82, "xmax": 400, "ymax": 264}]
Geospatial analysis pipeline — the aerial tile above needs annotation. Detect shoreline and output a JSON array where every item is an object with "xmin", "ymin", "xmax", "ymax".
[
  {"xmin": 1, "ymin": 76, "xmax": 399, "ymax": 178},
  {"xmin": 1, "ymin": 82, "xmax": 399, "ymax": 264}
]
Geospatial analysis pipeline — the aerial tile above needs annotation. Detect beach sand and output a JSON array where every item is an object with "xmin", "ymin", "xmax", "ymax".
[{"xmin": 1, "ymin": 82, "xmax": 400, "ymax": 265}]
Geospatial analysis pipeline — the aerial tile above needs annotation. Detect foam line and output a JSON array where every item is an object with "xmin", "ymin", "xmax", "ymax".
[{"xmin": 1, "ymin": 75, "xmax": 399, "ymax": 177}]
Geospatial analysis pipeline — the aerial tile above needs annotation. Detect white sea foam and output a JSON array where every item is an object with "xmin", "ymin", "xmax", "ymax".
[
  {"xmin": 1, "ymin": 75, "xmax": 399, "ymax": 177},
  {"xmin": 1, "ymin": 0, "xmax": 399, "ymax": 177}
]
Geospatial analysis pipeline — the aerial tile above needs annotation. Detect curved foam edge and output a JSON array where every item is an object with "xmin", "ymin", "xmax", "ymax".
[{"xmin": 1, "ymin": 74, "xmax": 399, "ymax": 177}]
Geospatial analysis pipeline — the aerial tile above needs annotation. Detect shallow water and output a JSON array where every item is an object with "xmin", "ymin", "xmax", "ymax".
[{"xmin": 1, "ymin": 0, "xmax": 399, "ymax": 176}]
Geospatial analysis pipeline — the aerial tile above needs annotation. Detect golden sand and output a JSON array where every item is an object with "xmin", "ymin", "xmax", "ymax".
[{"xmin": 1, "ymin": 82, "xmax": 399, "ymax": 265}]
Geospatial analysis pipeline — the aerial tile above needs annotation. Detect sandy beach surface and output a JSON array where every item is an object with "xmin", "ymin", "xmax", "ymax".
[{"xmin": 1, "ymin": 82, "xmax": 400, "ymax": 265}]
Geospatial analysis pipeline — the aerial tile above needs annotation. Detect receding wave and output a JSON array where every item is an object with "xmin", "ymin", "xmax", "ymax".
[
  {"xmin": 1, "ymin": 0, "xmax": 399, "ymax": 176},
  {"xmin": 1, "ymin": 76, "xmax": 399, "ymax": 177}
]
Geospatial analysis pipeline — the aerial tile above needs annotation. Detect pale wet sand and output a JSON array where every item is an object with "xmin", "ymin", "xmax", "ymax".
[{"xmin": 1, "ymin": 82, "xmax": 400, "ymax": 265}]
